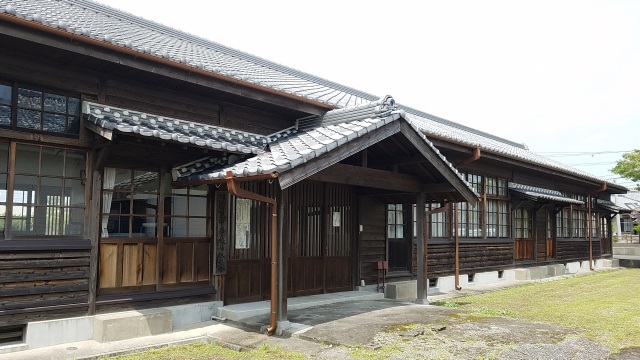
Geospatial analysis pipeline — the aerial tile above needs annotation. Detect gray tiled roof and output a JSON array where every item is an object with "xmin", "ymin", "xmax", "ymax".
[
  {"xmin": 509, "ymin": 182, "xmax": 584, "ymax": 205},
  {"xmin": 596, "ymin": 199, "xmax": 627, "ymax": 213},
  {"xmin": 180, "ymin": 97, "xmax": 405, "ymax": 181},
  {"xmin": 0, "ymin": 0, "xmax": 626, "ymax": 190},
  {"xmin": 178, "ymin": 97, "xmax": 479, "ymax": 201},
  {"xmin": 1, "ymin": 0, "xmax": 376, "ymax": 108},
  {"xmin": 405, "ymin": 109, "xmax": 622, "ymax": 186},
  {"xmin": 83, "ymin": 101, "xmax": 273, "ymax": 154}
]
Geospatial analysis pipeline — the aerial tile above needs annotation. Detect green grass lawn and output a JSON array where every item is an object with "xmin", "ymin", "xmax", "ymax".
[
  {"xmin": 432, "ymin": 268, "xmax": 640, "ymax": 350},
  {"xmin": 104, "ymin": 343, "xmax": 307, "ymax": 360}
]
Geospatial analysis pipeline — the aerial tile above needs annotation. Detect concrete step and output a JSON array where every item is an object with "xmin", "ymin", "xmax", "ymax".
[{"xmin": 93, "ymin": 308, "xmax": 172, "ymax": 343}]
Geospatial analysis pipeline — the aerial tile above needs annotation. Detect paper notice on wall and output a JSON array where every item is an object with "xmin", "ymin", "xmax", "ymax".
[
  {"xmin": 333, "ymin": 211, "xmax": 341, "ymax": 227},
  {"xmin": 235, "ymin": 198, "xmax": 251, "ymax": 249}
]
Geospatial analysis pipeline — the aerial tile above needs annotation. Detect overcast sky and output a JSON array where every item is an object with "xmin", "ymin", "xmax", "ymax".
[{"xmin": 98, "ymin": 0, "xmax": 640, "ymax": 187}]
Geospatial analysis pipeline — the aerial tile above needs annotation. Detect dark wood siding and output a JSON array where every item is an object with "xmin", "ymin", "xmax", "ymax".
[{"xmin": 0, "ymin": 249, "xmax": 90, "ymax": 327}]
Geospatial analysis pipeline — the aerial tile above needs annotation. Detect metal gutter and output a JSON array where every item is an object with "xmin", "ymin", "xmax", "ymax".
[{"xmin": 225, "ymin": 171, "xmax": 278, "ymax": 335}]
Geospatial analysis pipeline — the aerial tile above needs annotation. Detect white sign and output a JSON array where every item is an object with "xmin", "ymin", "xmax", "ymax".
[
  {"xmin": 333, "ymin": 211, "xmax": 341, "ymax": 227},
  {"xmin": 235, "ymin": 198, "xmax": 251, "ymax": 249}
]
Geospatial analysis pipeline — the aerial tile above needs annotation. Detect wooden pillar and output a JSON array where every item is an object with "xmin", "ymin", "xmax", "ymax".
[
  {"xmin": 416, "ymin": 192, "xmax": 428, "ymax": 304},
  {"xmin": 276, "ymin": 188, "xmax": 289, "ymax": 323}
]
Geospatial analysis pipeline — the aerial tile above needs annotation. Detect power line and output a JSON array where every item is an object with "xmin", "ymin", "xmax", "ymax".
[{"xmin": 539, "ymin": 150, "xmax": 634, "ymax": 158}]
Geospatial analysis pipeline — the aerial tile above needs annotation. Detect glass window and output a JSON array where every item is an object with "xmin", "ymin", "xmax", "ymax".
[
  {"xmin": 601, "ymin": 217, "xmax": 609, "ymax": 238},
  {"xmin": 486, "ymin": 177, "xmax": 497, "ymax": 195},
  {"xmin": 572, "ymin": 209, "xmax": 586, "ymax": 238},
  {"xmin": 5, "ymin": 144, "xmax": 86, "ymax": 237},
  {"xmin": 0, "ymin": 84, "xmax": 11, "ymax": 127},
  {"xmin": 467, "ymin": 174, "xmax": 482, "ymax": 194},
  {"xmin": 387, "ymin": 204, "xmax": 404, "ymax": 239},
  {"xmin": 102, "ymin": 168, "xmax": 160, "ymax": 238},
  {"xmin": 166, "ymin": 180, "xmax": 208, "ymax": 238},
  {"xmin": 486, "ymin": 199, "xmax": 498, "ymax": 237},
  {"xmin": 514, "ymin": 208, "xmax": 531, "ymax": 239},
  {"xmin": 11, "ymin": 86, "xmax": 81, "ymax": 135},
  {"xmin": 556, "ymin": 208, "xmax": 570, "ymax": 238}
]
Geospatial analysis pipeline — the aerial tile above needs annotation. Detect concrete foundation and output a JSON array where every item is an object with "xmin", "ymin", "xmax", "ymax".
[
  {"xmin": 93, "ymin": 309, "xmax": 172, "ymax": 343},
  {"xmin": 468, "ymin": 271, "xmax": 499, "ymax": 286},
  {"xmin": 514, "ymin": 266, "xmax": 547, "ymax": 280},
  {"xmin": 565, "ymin": 261, "xmax": 581, "ymax": 274},
  {"xmin": 25, "ymin": 316, "xmax": 93, "ymax": 349},
  {"xmin": 546, "ymin": 264, "xmax": 566, "ymax": 277},
  {"xmin": 595, "ymin": 259, "xmax": 619, "ymax": 268},
  {"xmin": 500, "ymin": 269, "xmax": 516, "ymax": 281},
  {"xmin": 580, "ymin": 261, "xmax": 593, "ymax": 271},
  {"xmin": 165, "ymin": 301, "xmax": 222, "ymax": 328}
]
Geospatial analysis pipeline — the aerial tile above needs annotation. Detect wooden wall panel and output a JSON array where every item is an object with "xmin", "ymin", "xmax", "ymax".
[
  {"xmin": 195, "ymin": 242, "xmax": 210, "ymax": 281},
  {"xmin": 121, "ymin": 244, "xmax": 140, "ymax": 287},
  {"xmin": 98, "ymin": 244, "xmax": 117, "ymax": 288},
  {"xmin": 0, "ymin": 250, "xmax": 90, "ymax": 327},
  {"xmin": 556, "ymin": 240, "xmax": 591, "ymax": 261},
  {"xmin": 142, "ymin": 244, "xmax": 157, "ymax": 285},
  {"xmin": 179, "ymin": 242, "xmax": 195, "ymax": 283},
  {"xmin": 162, "ymin": 243, "xmax": 177, "ymax": 285}
]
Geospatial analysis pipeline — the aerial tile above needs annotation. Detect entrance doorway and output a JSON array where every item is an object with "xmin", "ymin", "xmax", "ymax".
[{"xmin": 387, "ymin": 204, "xmax": 410, "ymax": 271}]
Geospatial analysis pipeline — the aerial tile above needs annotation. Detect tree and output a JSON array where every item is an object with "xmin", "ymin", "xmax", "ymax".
[{"xmin": 611, "ymin": 149, "xmax": 640, "ymax": 190}]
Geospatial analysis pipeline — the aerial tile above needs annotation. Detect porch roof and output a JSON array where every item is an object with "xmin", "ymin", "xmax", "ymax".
[
  {"xmin": 83, "ymin": 101, "xmax": 276, "ymax": 155},
  {"xmin": 508, "ymin": 183, "xmax": 584, "ymax": 205},
  {"xmin": 596, "ymin": 199, "xmax": 629, "ymax": 214},
  {"xmin": 175, "ymin": 97, "xmax": 480, "ymax": 204}
]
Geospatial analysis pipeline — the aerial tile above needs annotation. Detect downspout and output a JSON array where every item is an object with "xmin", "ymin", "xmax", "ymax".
[
  {"xmin": 455, "ymin": 146, "xmax": 481, "ymax": 168},
  {"xmin": 225, "ymin": 171, "xmax": 278, "ymax": 335},
  {"xmin": 589, "ymin": 182, "xmax": 608, "ymax": 271},
  {"xmin": 454, "ymin": 202, "xmax": 461, "ymax": 290}
]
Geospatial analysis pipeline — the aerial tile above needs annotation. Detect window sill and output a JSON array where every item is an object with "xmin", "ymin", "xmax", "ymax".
[{"xmin": 0, "ymin": 238, "xmax": 91, "ymax": 251}]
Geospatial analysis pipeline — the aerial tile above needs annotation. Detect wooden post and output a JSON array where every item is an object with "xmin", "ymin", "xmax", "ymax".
[{"xmin": 416, "ymin": 192, "xmax": 428, "ymax": 304}]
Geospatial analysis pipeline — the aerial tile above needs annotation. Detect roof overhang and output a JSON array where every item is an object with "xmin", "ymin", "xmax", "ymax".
[
  {"xmin": 82, "ymin": 101, "xmax": 268, "ymax": 154},
  {"xmin": 509, "ymin": 183, "xmax": 584, "ymax": 205},
  {"xmin": 174, "ymin": 102, "xmax": 479, "ymax": 205}
]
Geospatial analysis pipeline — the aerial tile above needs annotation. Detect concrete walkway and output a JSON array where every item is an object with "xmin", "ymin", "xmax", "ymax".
[{"xmin": 0, "ymin": 268, "xmax": 615, "ymax": 360}]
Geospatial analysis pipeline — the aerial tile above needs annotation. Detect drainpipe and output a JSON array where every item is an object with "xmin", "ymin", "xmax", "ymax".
[
  {"xmin": 454, "ymin": 202, "xmax": 461, "ymax": 290},
  {"xmin": 225, "ymin": 171, "xmax": 278, "ymax": 335},
  {"xmin": 589, "ymin": 182, "xmax": 608, "ymax": 271},
  {"xmin": 455, "ymin": 146, "xmax": 481, "ymax": 168}
]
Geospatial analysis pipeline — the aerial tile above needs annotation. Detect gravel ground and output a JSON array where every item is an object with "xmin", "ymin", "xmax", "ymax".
[{"xmin": 281, "ymin": 300, "xmax": 617, "ymax": 359}]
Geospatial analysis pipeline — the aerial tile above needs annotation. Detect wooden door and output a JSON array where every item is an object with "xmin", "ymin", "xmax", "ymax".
[
  {"xmin": 290, "ymin": 182, "xmax": 353, "ymax": 296},
  {"xmin": 387, "ymin": 204, "xmax": 409, "ymax": 271}
]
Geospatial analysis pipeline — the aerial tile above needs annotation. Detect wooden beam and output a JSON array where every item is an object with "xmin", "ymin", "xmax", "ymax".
[
  {"xmin": 399, "ymin": 121, "xmax": 478, "ymax": 205},
  {"xmin": 84, "ymin": 121, "xmax": 114, "ymax": 141},
  {"xmin": 308, "ymin": 163, "xmax": 422, "ymax": 193},
  {"xmin": 422, "ymin": 183, "xmax": 456, "ymax": 193},
  {"xmin": 0, "ymin": 128, "xmax": 91, "ymax": 148},
  {"xmin": 278, "ymin": 120, "xmax": 402, "ymax": 188}
]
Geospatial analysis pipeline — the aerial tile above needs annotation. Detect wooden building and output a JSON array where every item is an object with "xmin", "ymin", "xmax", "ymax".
[{"xmin": 0, "ymin": 0, "xmax": 627, "ymax": 341}]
